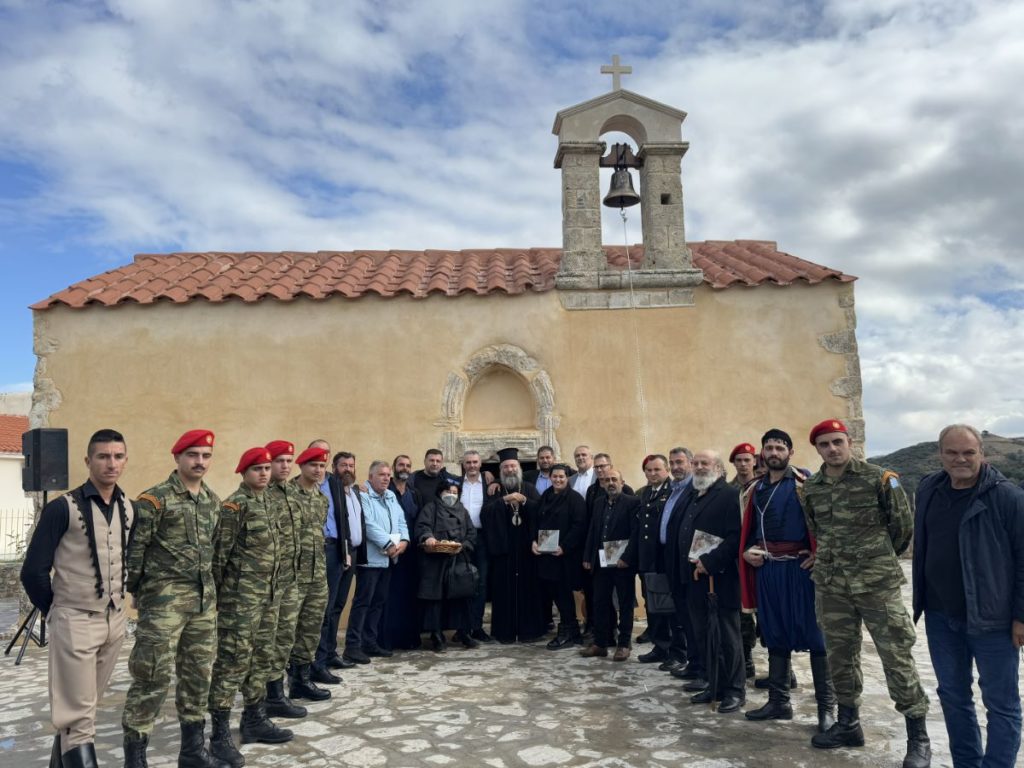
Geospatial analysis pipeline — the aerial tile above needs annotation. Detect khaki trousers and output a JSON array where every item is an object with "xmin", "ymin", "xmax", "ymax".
[{"xmin": 47, "ymin": 604, "xmax": 126, "ymax": 751}]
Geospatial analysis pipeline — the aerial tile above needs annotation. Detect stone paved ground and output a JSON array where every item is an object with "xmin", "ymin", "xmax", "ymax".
[{"xmin": 2, "ymin": 568, "xmax": 1020, "ymax": 767}]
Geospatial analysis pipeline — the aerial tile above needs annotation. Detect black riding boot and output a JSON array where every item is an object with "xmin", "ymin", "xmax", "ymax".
[
  {"xmin": 123, "ymin": 730, "xmax": 149, "ymax": 768},
  {"xmin": 811, "ymin": 704, "xmax": 865, "ymax": 749},
  {"xmin": 240, "ymin": 702, "xmax": 293, "ymax": 744},
  {"xmin": 209, "ymin": 710, "xmax": 244, "ymax": 768},
  {"xmin": 810, "ymin": 653, "xmax": 836, "ymax": 733},
  {"xmin": 288, "ymin": 662, "xmax": 331, "ymax": 702},
  {"xmin": 902, "ymin": 716, "xmax": 931, "ymax": 768},
  {"xmin": 60, "ymin": 742, "xmax": 97, "ymax": 768},
  {"xmin": 745, "ymin": 651, "xmax": 793, "ymax": 721},
  {"xmin": 265, "ymin": 677, "xmax": 306, "ymax": 718},
  {"xmin": 177, "ymin": 719, "xmax": 222, "ymax": 768}
]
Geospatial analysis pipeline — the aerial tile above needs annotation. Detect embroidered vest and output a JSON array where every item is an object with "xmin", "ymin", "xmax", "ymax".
[{"xmin": 51, "ymin": 491, "xmax": 134, "ymax": 611}]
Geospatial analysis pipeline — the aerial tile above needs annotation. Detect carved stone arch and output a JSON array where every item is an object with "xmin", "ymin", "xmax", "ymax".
[{"xmin": 436, "ymin": 344, "xmax": 560, "ymax": 463}]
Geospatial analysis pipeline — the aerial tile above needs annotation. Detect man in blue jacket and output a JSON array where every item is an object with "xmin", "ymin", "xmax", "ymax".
[{"xmin": 913, "ymin": 424, "xmax": 1024, "ymax": 768}]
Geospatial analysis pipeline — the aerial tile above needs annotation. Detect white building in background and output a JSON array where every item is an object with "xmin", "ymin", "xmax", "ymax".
[{"xmin": 0, "ymin": 414, "xmax": 32, "ymax": 560}]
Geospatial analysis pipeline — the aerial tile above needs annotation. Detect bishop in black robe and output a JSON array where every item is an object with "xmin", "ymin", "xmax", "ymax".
[{"xmin": 481, "ymin": 451, "xmax": 545, "ymax": 644}]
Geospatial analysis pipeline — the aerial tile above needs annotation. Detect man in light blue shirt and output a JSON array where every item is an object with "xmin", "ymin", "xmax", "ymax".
[{"xmin": 343, "ymin": 461, "xmax": 409, "ymax": 664}]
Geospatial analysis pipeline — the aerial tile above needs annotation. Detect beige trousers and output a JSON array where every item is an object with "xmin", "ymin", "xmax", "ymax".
[{"xmin": 47, "ymin": 604, "xmax": 126, "ymax": 751}]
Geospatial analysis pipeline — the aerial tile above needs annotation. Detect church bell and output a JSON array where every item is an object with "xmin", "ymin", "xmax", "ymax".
[{"xmin": 603, "ymin": 167, "xmax": 641, "ymax": 209}]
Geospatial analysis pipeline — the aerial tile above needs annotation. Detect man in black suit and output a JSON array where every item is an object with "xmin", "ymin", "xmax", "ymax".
[
  {"xmin": 678, "ymin": 450, "xmax": 744, "ymax": 713},
  {"xmin": 635, "ymin": 455, "xmax": 679, "ymax": 668},
  {"xmin": 314, "ymin": 452, "xmax": 361, "ymax": 679},
  {"xmin": 580, "ymin": 470, "xmax": 640, "ymax": 661}
]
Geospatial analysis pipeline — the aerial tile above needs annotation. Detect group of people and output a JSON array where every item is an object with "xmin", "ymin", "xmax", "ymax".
[{"xmin": 19, "ymin": 420, "xmax": 1024, "ymax": 768}]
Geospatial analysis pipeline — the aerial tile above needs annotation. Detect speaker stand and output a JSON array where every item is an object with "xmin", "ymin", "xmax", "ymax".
[{"xmin": 4, "ymin": 606, "xmax": 47, "ymax": 665}]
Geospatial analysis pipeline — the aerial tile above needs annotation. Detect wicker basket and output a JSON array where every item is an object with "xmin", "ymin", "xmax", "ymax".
[{"xmin": 423, "ymin": 539, "xmax": 462, "ymax": 554}]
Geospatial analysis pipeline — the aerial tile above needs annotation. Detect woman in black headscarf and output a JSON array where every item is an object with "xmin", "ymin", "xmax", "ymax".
[{"xmin": 415, "ymin": 478, "xmax": 479, "ymax": 652}]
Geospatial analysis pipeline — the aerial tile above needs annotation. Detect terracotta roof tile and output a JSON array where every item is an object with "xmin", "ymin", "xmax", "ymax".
[
  {"xmin": 0, "ymin": 414, "xmax": 29, "ymax": 454},
  {"xmin": 31, "ymin": 243, "xmax": 855, "ymax": 311}
]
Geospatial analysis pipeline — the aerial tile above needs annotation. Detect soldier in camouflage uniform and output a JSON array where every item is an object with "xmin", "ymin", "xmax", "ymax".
[
  {"xmin": 206, "ymin": 447, "xmax": 291, "ymax": 768},
  {"xmin": 287, "ymin": 445, "xmax": 333, "ymax": 701},
  {"xmin": 801, "ymin": 419, "xmax": 931, "ymax": 768},
  {"xmin": 261, "ymin": 441, "xmax": 310, "ymax": 719},
  {"xmin": 122, "ymin": 429, "xmax": 223, "ymax": 768}
]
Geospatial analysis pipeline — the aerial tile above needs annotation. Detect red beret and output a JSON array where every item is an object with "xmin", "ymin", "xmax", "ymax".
[
  {"xmin": 641, "ymin": 454, "xmax": 656, "ymax": 470},
  {"xmin": 809, "ymin": 419, "xmax": 848, "ymax": 445},
  {"xmin": 296, "ymin": 447, "xmax": 329, "ymax": 465},
  {"xmin": 236, "ymin": 447, "xmax": 273, "ymax": 474},
  {"xmin": 171, "ymin": 429, "xmax": 214, "ymax": 455},
  {"xmin": 729, "ymin": 443, "xmax": 757, "ymax": 462},
  {"xmin": 265, "ymin": 440, "xmax": 295, "ymax": 459}
]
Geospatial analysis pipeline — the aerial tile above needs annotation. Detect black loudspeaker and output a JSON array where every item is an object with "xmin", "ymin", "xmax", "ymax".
[{"xmin": 22, "ymin": 428, "xmax": 69, "ymax": 492}]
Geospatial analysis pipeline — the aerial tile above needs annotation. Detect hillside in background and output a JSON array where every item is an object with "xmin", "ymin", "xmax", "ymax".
[{"xmin": 868, "ymin": 432, "xmax": 1024, "ymax": 498}]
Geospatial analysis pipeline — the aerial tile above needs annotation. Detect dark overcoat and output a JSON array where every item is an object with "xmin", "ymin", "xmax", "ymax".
[{"xmin": 414, "ymin": 498, "xmax": 476, "ymax": 601}]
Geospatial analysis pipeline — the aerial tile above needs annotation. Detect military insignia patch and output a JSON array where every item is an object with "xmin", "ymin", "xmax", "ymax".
[
  {"xmin": 137, "ymin": 492, "xmax": 162, "ymax": 510},
  {"xmin": 881, "ymin": 470, "xmax": 900, "ymax": 489}
]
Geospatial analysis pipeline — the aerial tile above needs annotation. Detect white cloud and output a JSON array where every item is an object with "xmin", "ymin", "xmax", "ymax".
[{"xmin": 1, "ymin": 0, "xmax": 1022, "ymax": 453}]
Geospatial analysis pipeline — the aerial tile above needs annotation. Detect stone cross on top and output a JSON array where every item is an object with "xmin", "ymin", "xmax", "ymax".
[{"xmin": 600, "ymin": 54, "xmax": 632, "ymax": 91}]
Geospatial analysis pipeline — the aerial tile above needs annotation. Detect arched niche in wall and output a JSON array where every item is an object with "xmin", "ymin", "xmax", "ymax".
[{"xmin": 436, "ymin": 343, "xmax": 560, "ymax": 462}]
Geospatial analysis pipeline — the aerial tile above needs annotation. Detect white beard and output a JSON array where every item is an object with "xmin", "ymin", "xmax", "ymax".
[{"xmin": 692, "ymin": 472, "xmax": 718, "ymax": 492}]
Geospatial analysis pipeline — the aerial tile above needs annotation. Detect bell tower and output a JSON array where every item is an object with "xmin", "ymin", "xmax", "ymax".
[{"xmin": 552, "ymin": 57, "xmax": 703, "ymax": 308}]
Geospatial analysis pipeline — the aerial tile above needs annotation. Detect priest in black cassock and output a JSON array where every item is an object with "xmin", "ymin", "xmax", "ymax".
[{"xmin": 480, "ymin": 448, "xmax": 545, "ymax": 644}]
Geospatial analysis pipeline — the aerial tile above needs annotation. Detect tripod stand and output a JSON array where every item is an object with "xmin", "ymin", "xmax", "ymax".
[
  {"xmin": 4, "ymin": 489, "xmax": 49, "ymax": 665},
  {"xmin": 4, "ymin": 605, "xmax": 46, "ymax": 664}
]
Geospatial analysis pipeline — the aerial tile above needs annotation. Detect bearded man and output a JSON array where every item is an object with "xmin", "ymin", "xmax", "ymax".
[
  {"xmin": 739, "ymin": 429, "xmax": 836, "ymax": 733},
  {"xmin": 480, "ymin": 448, "xmax": 545, "ymax": 643},
  {"xmin": 676, "ymin": 450, "xmax": 744, "ymax": 713}
]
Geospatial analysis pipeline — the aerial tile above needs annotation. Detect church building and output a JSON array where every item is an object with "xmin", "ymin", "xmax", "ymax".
[{"xmin": 30, "ymin": 65, "xmax": 860, "ymax": 492}]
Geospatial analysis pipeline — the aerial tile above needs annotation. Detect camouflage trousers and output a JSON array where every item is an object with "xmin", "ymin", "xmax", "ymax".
[
  {"xmin": 270, "ymin": 578, "xmax": 301, "ymax": 681},
  {"xmin": 815, "ymin": 584, "xmax": 929, "ymax": 717},
  {"xmin": 122, "ymin": 600, "xmax": 217, "ymax": 735},
  {"xmin": 207, "ymin": 594, "xmax": 271, "ymax": 710},
  {"xmin": 289, "ymin": 576, "xmax": 328, "ymax": 666},
  {"xmin": 244, "ymin": 584, "xmax": 284, "ymax": 696}
]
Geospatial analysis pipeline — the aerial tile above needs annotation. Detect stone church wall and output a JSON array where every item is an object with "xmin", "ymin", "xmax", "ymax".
[{"xmin": 31, "ymin": 280, "xmax": 858, "ymax": 494}]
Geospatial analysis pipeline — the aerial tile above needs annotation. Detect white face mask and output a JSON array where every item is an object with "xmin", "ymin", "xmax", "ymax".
[{"xmin": 441, "ymin": 493, "xmax": 458, "ymax": 506}]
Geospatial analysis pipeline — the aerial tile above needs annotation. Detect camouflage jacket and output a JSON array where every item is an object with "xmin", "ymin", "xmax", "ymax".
[
  {"xmin": 213, "ymin": 483, "xmax": 279, "ymax": 604},
  {"xmin": 801, "ymin": 457, "xmax": 912, "ymax": 594},
  {"xmin": 289, "ymin": 476, "xmax": 328, "ymax": 584},
  {"xmin": 266, "ymin": 479, "xmax": 302, "ymax": 586},
  {"xmin": 127, "ymin": 472, "xmax": 221, "ymax": 612}
]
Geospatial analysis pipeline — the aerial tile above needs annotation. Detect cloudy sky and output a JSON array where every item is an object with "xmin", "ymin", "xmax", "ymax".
[{"xmin": 1, "ymin": 0, "xmax": 1021, "ymax": 454}]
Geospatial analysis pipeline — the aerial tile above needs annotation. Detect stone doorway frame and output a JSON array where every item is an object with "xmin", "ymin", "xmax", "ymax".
[{"xmin": 435, "ymin": 343, "xmax": 560, "ymax": 462}]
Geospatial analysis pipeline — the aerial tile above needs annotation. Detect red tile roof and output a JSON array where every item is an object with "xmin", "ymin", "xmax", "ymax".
[
  {"xmin": 0, "ymin": 415, "xmax": 28, "ymax": 454},
  {"xmin": 31, "ymin": 242, "xmax": 854, "ymax": 310}
]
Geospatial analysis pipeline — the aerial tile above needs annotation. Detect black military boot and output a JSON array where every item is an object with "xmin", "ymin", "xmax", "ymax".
[
  {"xmin": 265, "ymin": 678, "xmax": 306, "ymax": 719},
  {"xmin": 810, "ymin": 654, "xmax": 836, "ymax": 733},
  {"xmin": 209, "ymin": 710, "xmax": 244, "ymax": 768},
  {"xmin": 123, "ymin": 730, "xmax": 149, "ymax": 768},
  {"xmin": 60, "ymin": 742, "xmax": 97, "ymax": 768},
  {"xmin": 288, "ymin": 662, "xmax": 331, "ymax": 702},
  {"xmin": 177, "ymin": 719, "xmax": 223, "ymax": 768},
  {"xmin": 745, "ymin": 652, "xmax": 793, "ymax": 721},
  {"xmin": 240, "ymin": 702, "xmax": 293, "ymax": 744},
  {"xmin": 902, "ymin": 716, "xmax": 931, "ymax": 768},
  {"xmin": 755, "ymin": 666, "xmax": 798, "ymax": 689},
  {"xmin": 811, "ymin": 704, "xmax": 865, "ymax": 749}
]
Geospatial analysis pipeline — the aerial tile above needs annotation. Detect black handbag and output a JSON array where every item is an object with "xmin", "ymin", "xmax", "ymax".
[
  {"xmin": 643, "ymin": 572, "xmax": 676, "ymax": 614},
  {"xmin": 445, "ymin": 556, "xmax": 480, "ymax": 600}
]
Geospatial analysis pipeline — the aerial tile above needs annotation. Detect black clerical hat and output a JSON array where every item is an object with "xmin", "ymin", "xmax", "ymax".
[{"xmin": 497, "ymin": 447, "xmax": 519, "ymax": 463}]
